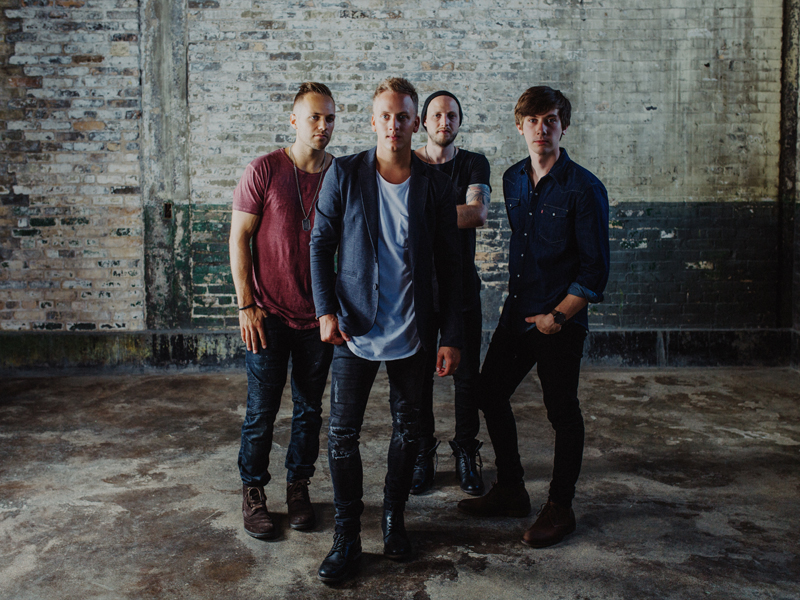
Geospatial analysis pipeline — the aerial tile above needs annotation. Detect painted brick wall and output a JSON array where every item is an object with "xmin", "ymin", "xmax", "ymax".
[
  {"xmin": 0, "ymin": 0, "xmax": 143, "ymax": 332},
  {"xmin": 185, "ymin": 0, "xmax": 784, "ymax": 332},
  {"xmin": 1, "ymin": 0, "xmax": 791, "ymax": 337}
]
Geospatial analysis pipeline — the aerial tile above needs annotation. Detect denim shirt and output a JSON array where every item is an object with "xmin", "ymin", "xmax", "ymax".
[{"xmin": 499, "ymin": 149, "xmax": 610, "ymax": 334}]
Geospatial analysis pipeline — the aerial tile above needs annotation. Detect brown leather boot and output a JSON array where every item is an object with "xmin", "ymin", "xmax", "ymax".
[
  {"xmin": 287, "ymin": 479, "xmax": 316, "ymax": 530},
  {"xmin": 457, "ymin": 481, "xmax": 531, "ymax": 518},
  {"xmin": 242, "ymin": 484, "xmax": 276, "ymax": 539},
  {"xmin": 522, "ymin": 500, "xmax": 576, "ymax": 548}
]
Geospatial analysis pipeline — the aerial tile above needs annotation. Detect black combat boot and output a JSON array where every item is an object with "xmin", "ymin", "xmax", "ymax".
[
  {"xmin": 410, "ymin": 438, "xmax": 440, "ymax": 495},
  {"xmin": 382, "ymin": 507, "xmax": 413, "ymax": 560},
  {"xmin": 450, "ymin": 440, "xmax": 485, "ymax": 496}
]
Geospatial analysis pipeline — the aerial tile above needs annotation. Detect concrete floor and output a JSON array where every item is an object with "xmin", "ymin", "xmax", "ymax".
[{"xmin": 1, "ymin": 367, "xmax": 799, "ymax": 600}]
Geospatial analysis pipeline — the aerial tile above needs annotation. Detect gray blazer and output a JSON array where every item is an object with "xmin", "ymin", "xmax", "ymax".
[{"xmin": 310, "ymin": 147, "xmax": 463, "ymax": 351}]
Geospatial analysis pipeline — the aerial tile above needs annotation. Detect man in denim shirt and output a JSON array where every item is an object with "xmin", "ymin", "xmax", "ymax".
[{"xmin": 458, "ymin": 86, "xmax": 609, "ymax": 549}]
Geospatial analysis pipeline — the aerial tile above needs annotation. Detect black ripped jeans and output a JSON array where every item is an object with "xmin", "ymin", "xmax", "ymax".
[{"xmin": 327, "ymin": 343, "xmax": 425, "ymax": 536}]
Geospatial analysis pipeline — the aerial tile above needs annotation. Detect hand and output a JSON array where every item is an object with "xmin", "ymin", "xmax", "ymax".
[
  {"xmin": 525, "ymin": 313, "xmax": 562, "ymax": 335},
  {"xmin": 239, "ymin": 305, "xmax": 268, "ymax": 352},
  {"xmin": 436, "ymin": 346, "xmax": 461, "ymax": 377},
  {"xmin": 319, "ymin": 314, "xmax": 350, "ymax": 345}
]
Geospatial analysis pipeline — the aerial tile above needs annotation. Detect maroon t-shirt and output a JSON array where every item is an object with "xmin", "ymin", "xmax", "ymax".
[{"xmin": 232, "ymin": 149, "xmax": 330, "ymax": 329}]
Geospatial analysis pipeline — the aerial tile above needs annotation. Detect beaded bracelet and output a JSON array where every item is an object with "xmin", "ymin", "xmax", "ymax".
[{"xmin": 238, "ymin": 303, "xmax": 256, "ymax": 311}]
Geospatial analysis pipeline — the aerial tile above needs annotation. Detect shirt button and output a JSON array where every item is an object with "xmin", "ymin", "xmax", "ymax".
[{"xmin": 373, "ymin": 284, "xmax": 378, "ymax": 290}]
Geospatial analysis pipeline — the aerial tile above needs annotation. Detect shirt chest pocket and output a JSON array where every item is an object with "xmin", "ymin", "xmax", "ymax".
[
  {"xmin": 538, "ymin": 203, "xmax": 570, "ymax": 244},
  {"xmin": 505, "ymin": 197, "xmax": 523, "ymax": 232}
]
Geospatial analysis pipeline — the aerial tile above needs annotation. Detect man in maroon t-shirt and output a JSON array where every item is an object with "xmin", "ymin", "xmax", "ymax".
[{"xmin": 229, "ymin": 82, "xmax": 336, "ymax": 540}]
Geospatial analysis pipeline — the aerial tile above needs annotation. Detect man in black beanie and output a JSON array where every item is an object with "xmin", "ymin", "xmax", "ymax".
[{"xmin": 410, "ymin": 91, "xmax": 492, "ymax": 497}]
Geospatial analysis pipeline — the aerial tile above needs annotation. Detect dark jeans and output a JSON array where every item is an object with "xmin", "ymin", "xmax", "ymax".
[
  {"xmin": 420, "ymin": 306, "xmax": 482, "ymax": 450},
  {"xmin": 478, "ymin": 321, "xmax": 587, "ymax": 508},
  {"xmin": 328, "ymin": 343, "xmax": 426, "ymax": 535},
  {"xmin": 238, "ymin": 315, "xmax": 333, "ymax": 487}
]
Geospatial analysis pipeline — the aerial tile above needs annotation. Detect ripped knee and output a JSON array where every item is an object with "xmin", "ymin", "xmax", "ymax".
[
  {"xmin": 328, "ymin": 426, "xmax": 360, "ymax": 460},
  {"xmin": 391, "ymin": 411, "xmax": 420, "ymax": 446}
]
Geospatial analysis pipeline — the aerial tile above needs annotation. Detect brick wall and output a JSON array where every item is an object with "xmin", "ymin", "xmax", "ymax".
[
  {"xmin": 1, "ymin": 0, "xmax": 143, "ymax": 332},
  {"xmin": 185, "ymin": 0, "xmax": 784, "ymax": 333},
  {"xmin": 1, "ymin": 0, "xmax": 794, "ymax": 347}
]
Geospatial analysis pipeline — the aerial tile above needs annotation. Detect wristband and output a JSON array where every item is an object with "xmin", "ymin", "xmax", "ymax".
[{"xmin": 238, "ymin": 303, "xmax": 256, "ymax": 311}]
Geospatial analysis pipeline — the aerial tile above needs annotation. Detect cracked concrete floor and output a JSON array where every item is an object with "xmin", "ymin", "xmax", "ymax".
[{"xmin": 1, "ymin": 367, "xmax": 799, "ymax": 600}]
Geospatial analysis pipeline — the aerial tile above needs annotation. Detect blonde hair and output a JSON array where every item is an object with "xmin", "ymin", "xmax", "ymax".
[{"xmin": 372, "ymin": 77, "xmax": 418, "ymax": 113}]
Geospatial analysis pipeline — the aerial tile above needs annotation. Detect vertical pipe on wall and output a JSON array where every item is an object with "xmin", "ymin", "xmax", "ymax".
[{"xmin": 779, "ymin": 0, "xmax": 799, "ymax": 330}]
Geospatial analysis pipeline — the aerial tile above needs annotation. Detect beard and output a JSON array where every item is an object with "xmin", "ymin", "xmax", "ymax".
[{"xmin": 428, "ymin": 128, "xmax": 457, "ymax": 148}]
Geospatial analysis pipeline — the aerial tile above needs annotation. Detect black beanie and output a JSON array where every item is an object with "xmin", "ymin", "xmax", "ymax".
[{"xmin": 421, "ymin": 91, "xmax": 464, "ymax": 127}]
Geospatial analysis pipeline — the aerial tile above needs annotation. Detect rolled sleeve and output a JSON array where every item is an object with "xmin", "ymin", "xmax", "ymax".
[{"xmin": 567, "ymin": 282, "xmax": 603, "ymax": 303}]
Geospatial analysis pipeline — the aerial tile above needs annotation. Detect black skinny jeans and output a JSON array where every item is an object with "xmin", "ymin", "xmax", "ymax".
[
  {"xmin": 478, "ymin": 322, "xmax": 587, "ymax": 508},
  {"xmin": 419, "ymin": 306, "xmax": 483, "ymax": 450}
]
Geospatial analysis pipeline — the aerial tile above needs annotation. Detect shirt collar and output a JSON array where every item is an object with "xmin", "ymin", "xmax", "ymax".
[{"xmin": 520, "ymin": 148, "xmax": 571, "ymax": 186}]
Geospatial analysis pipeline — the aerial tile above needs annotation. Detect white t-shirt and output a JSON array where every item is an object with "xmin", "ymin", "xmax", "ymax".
[{"xmin": 347, "ymin": 172, "xmax": 422, "ymax": 361}]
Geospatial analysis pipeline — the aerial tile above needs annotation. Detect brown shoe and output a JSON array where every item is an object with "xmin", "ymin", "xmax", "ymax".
[
  {"xmin": 287, "ymin": 479, "xmax": 315, "ymax": 530},
  {"xmin": 457, "ymin": 481, "xmax": 531, "ymax": 518},
  {"xmin": 521, "ymin": 500, "xmax": 576, "ymax": 548},
  {"xmin": 242, "ymin": 484, "xmax": 276, "ymax": 539}
]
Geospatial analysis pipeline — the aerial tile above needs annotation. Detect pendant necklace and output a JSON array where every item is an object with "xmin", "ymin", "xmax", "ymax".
[
  {"xmin": 288, "ymin": 146, "xmax": 325, "ymax": 232},
  {"xmin": 425, "ymin": 145, "xmax": 458, "ymax": 179}
]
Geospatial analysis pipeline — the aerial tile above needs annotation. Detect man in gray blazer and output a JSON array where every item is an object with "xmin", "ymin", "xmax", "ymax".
[{"xmin": 310, "ymin": 77, "xmax": 463, "ymax": 583}]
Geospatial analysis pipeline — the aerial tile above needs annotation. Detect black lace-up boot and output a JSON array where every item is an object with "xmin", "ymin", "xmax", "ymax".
[
  {"xmin": 410, "ymin": 438, "xmax": 440, "ymax": 495},
  {"xmin": 318, "ymin": 533, "xmax": 362, "ymax": 583},
  {"xmin": 449, "ymin": 440, "xmax": 485, "ymax": 496},
  {"xmin": 382, "ymin": 506, "xmax": 412, "ymax": 559}
]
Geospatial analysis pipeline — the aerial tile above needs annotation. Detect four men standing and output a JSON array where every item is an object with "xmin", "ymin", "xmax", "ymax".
[{"xmin": 229, "ymin": 80, "xmax": 609, "ymax": 580}]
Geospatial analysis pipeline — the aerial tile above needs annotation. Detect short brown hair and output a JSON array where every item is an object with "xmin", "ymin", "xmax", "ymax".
[
  {"xmin": 293, "ymin": 82, "xmax": 334, "ymax": 108},
  {"xmin": 514, "ymin": 86, "xmax": 571, "ymax": 129},
  {"xmin": 372, "ymin": 77, "xmax": 418, "ymax": 114}
]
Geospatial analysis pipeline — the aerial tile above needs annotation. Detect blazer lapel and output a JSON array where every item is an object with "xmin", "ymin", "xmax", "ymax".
[
  {"xmin": 407, "ymin": 153, "xmax": 429, "ymax": 272},
  {"xmin": 358, "ymin": 147, "xmax": 380, "ymax": 255}
]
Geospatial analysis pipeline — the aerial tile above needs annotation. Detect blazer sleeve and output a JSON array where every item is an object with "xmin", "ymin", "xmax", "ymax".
[
  {"xmin": 433, "ymin": 177, "xmax": 464, "ymax": 348},
  {"xmin": 310, "ymin": 158, "xmax": 342, "ymax": 318}
]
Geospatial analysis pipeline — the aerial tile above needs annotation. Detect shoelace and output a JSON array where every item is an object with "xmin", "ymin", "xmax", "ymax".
[
  {"xmin": 455, "ymin": 443, "xmax": 483, "ymax": 475},
  {"xmin": 246, "ymin": 487, "xmax": 266, "ymax": 508},
  {"xmin": 288, "ymin": 480, "xmax": 310, "ymax": 504},
  {"xmin": 329, "ymin": 533, "xmax": 353, "ymax": 554}
]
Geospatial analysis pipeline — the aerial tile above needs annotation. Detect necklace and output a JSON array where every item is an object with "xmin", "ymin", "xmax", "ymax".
[
  {"xmin": 288, "ymin": 146, "xmax": 326, "ymax": 231},
  {"xmin": 424, "ymin": 145, "xmax": 458, "ymax": 180}
]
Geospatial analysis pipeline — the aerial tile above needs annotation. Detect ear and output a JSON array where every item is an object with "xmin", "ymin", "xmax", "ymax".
[
  {"xmin": 560, "ymin": 126, "xmax": 568, "ymax": 139},
  {"xmin": 290, "ymin": 112, "xmax": 298, "ymax": 130},
  {"xmin": 413, "ymin": 115, "xmax": 420, "ymax": 134},
  {"xmin": 516, "ymin": 121, "xmax": 524, "ymax": 135},
  {"xmin": 371, "ymin": 113, "xmax": 377, "ymax": 133}
]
